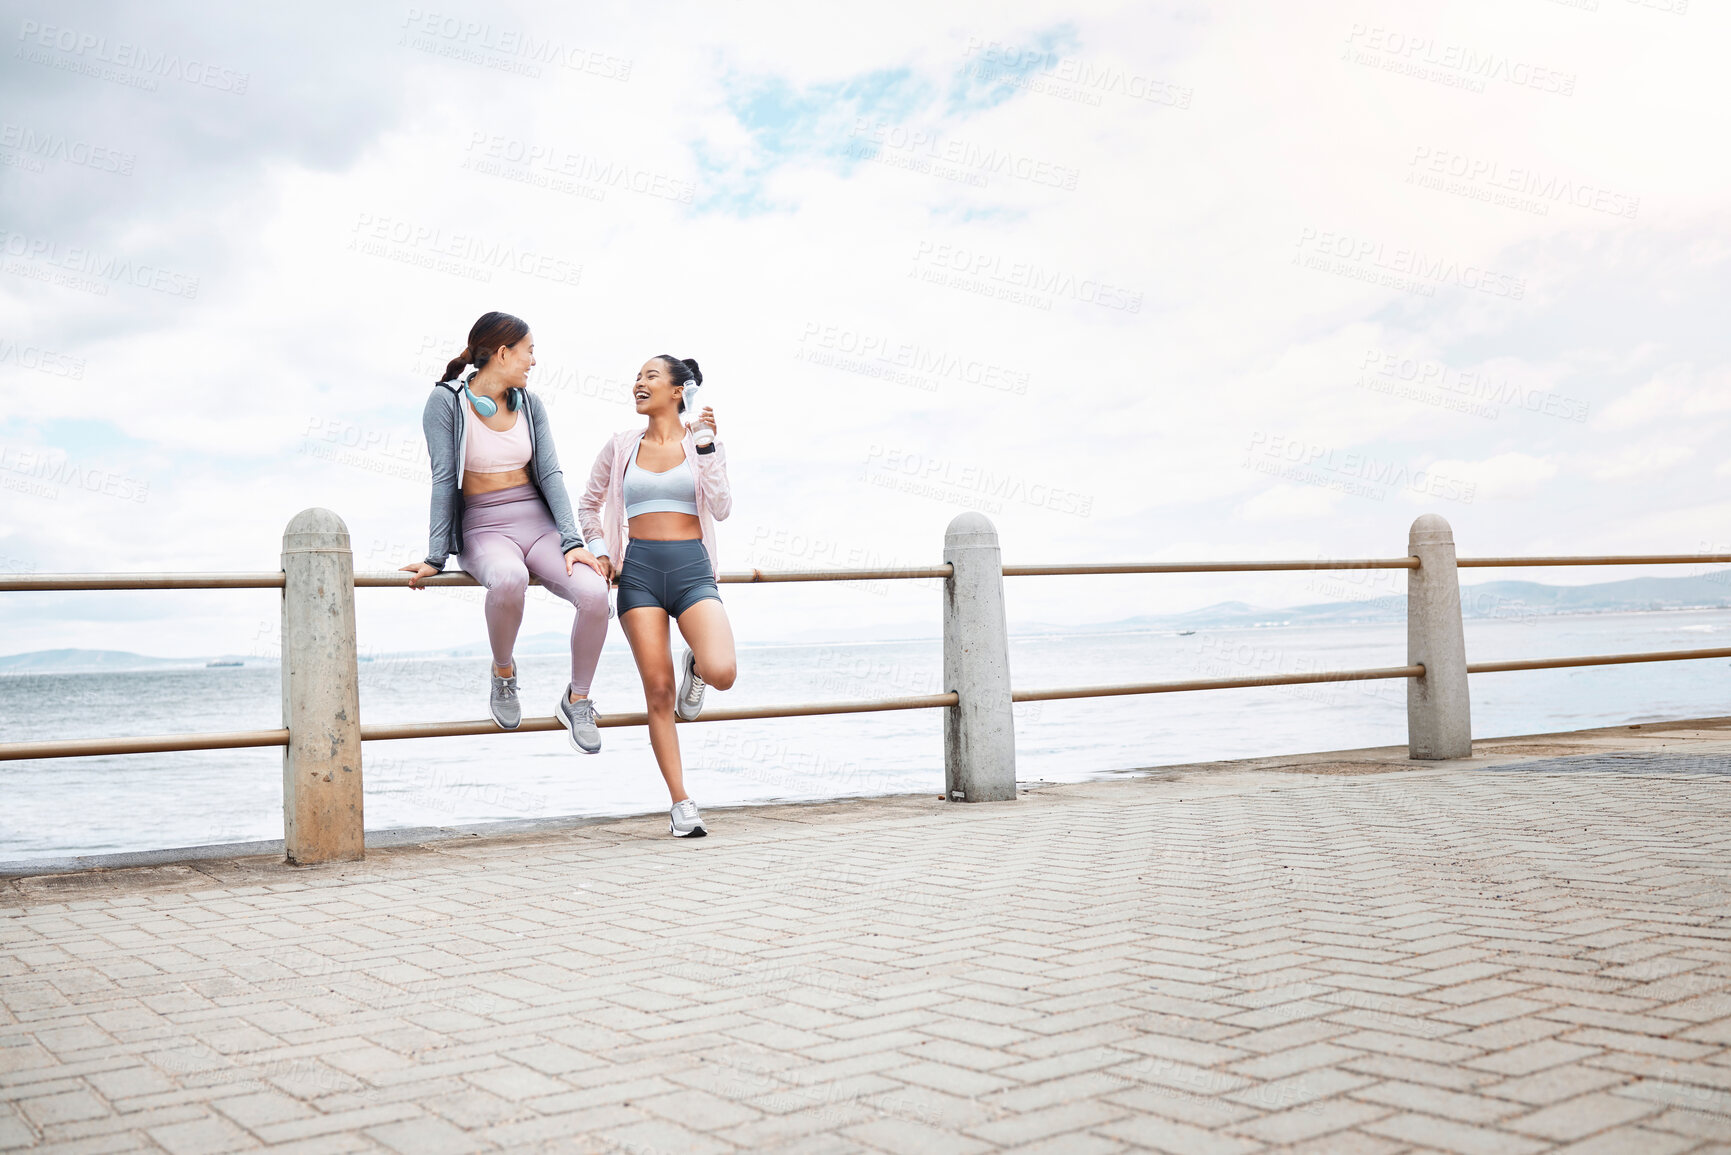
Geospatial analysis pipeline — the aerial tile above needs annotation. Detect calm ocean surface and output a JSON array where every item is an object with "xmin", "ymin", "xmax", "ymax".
[{"xmin": 2, "ymin": 609, "xmax": 1728, "ymax": 861}]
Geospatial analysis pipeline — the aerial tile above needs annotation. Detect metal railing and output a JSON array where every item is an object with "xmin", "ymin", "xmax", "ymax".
[{"xmin": 5, "ymin": 510, "xmax": 1731, "ymax": 863}]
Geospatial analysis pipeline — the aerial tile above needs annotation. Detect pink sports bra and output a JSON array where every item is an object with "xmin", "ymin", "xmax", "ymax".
[{"xmin": 463, "ymin": 393, "xmax": 531, "ymax": 473}]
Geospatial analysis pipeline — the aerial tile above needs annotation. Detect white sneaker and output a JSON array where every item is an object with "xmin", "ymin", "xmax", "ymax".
[
  {"xmin": 669, "ymin": 798, "xmax": 707, "ymax": 838},
  {"xmin": 676, "ymin": 648, "xmax": 706, "ymax": 721},
  {"xmin": 489, "ymin": 672, "xmax": 521, "ymax": 730},
  {"xmin": 557, "ymin": 694, "xmax": 602, "ymax": 754}
]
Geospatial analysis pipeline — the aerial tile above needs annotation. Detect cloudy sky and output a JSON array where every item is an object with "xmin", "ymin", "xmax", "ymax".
[{"xmin": 0, "ymin": 0, "xmax": 1724, "ymax": 657}]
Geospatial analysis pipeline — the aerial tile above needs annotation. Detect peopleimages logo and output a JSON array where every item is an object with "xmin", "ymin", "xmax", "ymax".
[
  {"xmin": 0, "ymin": 338, "xmax": 85, "ymax": 378},
  {"xmin": 302, "ymin": 418, "xmax": 424, "ymax": 464},
  {"xmin": 0, "ymin": 445, "xmax": 149, "ymax": 503},
  {"xmin": 0, "ymin": 228, "xmax": 200, "ymax": 298},
  {"xmin": 1359, "ymin": 348, "xmax": 1589, "ymax": 423},
  {"xmin": 798, "ymin": 322, "xmax": 1030, "ymax": 395},
  {"xmin": 463, "ymin": 133, "xmax": 694, "ymax": 203},
  {"xmin": 961, "ymin": 37, "xmax": 1194, "ymax": 109},
  {"xmin": 0, "ymin": 123, "xmax": 134, "ymax": 175},
  {"xmin": 745, "ymin": 525, "xmax": 932, "ymax": 580},
  {"xmin": 1343, "ymin": 24, "xmax": 1576, "ymax": 96},
  {"xmin": 848, "ymin": 119, "xmax": 1080, "ymax": 191},
  {"xmin": 1243, "ymin": 432, "xmax": 1476, "ymax": 504},
  {"xmin": 349, "ymin": 213, "xmax": 582, "ymax": 286},
  {"xmin": 399, "ymin": 8, "xmax": 631, "ymax": 80},
  {"xmin": 1407, "ymin": 146, "xmax": 1639, "ymax": 220},
  {"xmin": 864, "ymin": 444, "xmax": 1094, "ymax": 517},
  {"xmin": 1294, "ymin": 228, "xmax": 1525, "ymax": 300},
  {"xmin": 911, "ymin": 241, "xmax": 1142, "ymax": 312},
  {"xmin": 15, "ymin": 20, "xmax": 250, "ymax": 93}
]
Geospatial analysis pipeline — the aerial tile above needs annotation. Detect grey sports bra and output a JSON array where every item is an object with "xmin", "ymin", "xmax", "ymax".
[{"xmin": 623, "ymin": 436, "xmax": 699, "ymax": 518}]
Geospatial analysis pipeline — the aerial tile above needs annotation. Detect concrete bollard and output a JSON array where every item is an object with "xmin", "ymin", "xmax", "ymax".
[
  {"xmin": 943, "ymin": 512, "xmax": 1017, "ymax": 801},
  {"xmin": 1407, "ymin": 514, "xmax": 1472, "ymax": 760},
  {"xmin": 281, "ymin": 508, "xmax": 364, "ymax": 863}
]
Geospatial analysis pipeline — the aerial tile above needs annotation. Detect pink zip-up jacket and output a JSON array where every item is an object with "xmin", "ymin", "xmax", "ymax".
[{"xmin": 579, "ymin": 428, "xmax": 732, "ymax": 579}]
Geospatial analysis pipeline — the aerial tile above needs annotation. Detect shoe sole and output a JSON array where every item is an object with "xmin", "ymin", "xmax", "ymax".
[
  {"xmin": 670, "ymin": 823, "xmax": 707, "ymax": 838},
  {"xmin": 558, "ymin": 704, "xmax": 602, "ymax": 754}
]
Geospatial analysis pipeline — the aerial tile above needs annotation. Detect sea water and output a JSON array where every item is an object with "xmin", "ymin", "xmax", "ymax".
[{"xmin": 1, "ymin": 609, "xmax": 1727, "ymax": 861}]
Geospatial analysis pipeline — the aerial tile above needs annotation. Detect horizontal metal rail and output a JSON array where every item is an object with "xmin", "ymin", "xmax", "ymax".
[
  {"xmin": 10, "ymin": 642, "xmax": 1731, "ymax": 762},
  {"xmin": 0, "ymin": 728, "xmax": 291, "ymax": 761},
  {"xmin": 1007, "ymin": 553, "xmax": 1731, "ymax": 576},
  {"xmin": 0, "ymin": 568, "xmax": 956, "ymax": 593},
  {"xmin": 1457, "ymin": 554, "xmax": 1731, "ymax": 568},
  {"xmin": 352, "ymin": 568, "xmax": 957, "ymax": 588},
  {"xmin": 1013, "ymin": 665, "xmax": 1426, "ymax": 702},
  {"xmin": 0, "ymin": 694, "xmax": 959, "ymax": 762},
  {"xmin": 1467, "ymin": 645, "xmax": 1731, "ymax": 674},
  {"xmin": 720, "ymin": 567, "xmax": 952, "ymax": 584},
  {"xmin": 1003, "ymin": 559, "xmax": 1419, "ymax": 576},
  {"xmin": 0, "ymin": 573, "xmax": 286, "ymax": 591},
  {"xmin": 358, "ymin": 693, "xmax": 960, "ymax": 741},
  {"xmin": 1013, "ymin": 645, "xmax": 1731, "ymax": 702},
  {"xmin": 10, "ymin": 553, "xmax": 1731, "ymax": 592}
]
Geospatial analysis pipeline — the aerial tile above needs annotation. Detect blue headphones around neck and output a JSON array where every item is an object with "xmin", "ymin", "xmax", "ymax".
[{"xmin": 462, "ymin": 380, "xmax": 517, "ymax": 418}]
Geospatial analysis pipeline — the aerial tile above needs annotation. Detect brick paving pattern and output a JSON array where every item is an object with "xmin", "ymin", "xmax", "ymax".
[{"xmin": 4, "ymin": 723, "xmax": 1731, "ymax": 1152}]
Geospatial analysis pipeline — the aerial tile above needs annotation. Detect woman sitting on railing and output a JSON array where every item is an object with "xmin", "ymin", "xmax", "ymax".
[
  {"xmin": 579, "ymin": 355, "xmax": 735, "ymax": 838},
  {"xmin": 400, "ymin": 311, "xmax": 610, "ymax": 753}
]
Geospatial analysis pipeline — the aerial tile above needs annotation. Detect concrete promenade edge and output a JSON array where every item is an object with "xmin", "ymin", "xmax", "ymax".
[
  {"xmin": 2, "ymin": 718, "xmax": 1730, "ymax": 1152},
  {"xmin": 2, "ymin": 716, "xmax": 1716, "ymax": 881}
]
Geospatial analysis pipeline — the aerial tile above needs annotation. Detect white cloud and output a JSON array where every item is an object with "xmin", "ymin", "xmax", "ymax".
[
  {"xmin": 1596, "ymin": 363, "xmax": 1731, "ymax": 429},
  {"xmin": 2, "ymin": 0, "xmax": 1731, "ymax": 653},
  {"xmin": 1591, "ymin": 442, "xmax": 1694, "ymax": 480},
  {"xmin": 1235, "ymin": 484, "xmax": 1343, "ymax": 522},
  {"xmin": 1422, "ymin": 452, "xmax": 1559, "ymax": 502}
]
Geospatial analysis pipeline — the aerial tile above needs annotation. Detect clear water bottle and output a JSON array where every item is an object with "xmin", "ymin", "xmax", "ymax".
[{"xmin": 687, "ymin": 384, "xmax": 715, "ymax": 450}]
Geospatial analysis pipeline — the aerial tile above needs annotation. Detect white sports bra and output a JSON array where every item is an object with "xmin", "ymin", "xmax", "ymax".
[{"xmin": 623, "ymin": 436, "xmax": 698, "ymax": 518}]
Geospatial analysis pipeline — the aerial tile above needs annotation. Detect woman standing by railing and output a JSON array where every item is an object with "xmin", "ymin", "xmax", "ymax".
[
  {"xmin": 400, "ymin": 312, "xmax": 610, "ymax": 753},
  {"xmin": 580, "ymin": 355, "xmax": 736, "ymax": 837}
]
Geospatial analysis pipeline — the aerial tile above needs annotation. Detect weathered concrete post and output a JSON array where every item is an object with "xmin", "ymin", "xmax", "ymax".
[
  {"xmin": 943, "ymin": 512, "xmax": 1017, "ymax": 801},
  {"xmin": 1407, "ymin": 513, "xmax": 1472, "ymax": 760},
  {"xmin": 281, "ymin": 508, "xmax": 364, "ymax": 863}
]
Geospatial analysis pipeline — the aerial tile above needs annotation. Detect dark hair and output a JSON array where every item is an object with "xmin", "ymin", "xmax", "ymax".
[
  {"xmin": 655, "ymin": 355, "xmax": 702, "ymax": 413},
  {"xmin": 441, "ymin": 311, "xmax": 530, "ymax": 411}
]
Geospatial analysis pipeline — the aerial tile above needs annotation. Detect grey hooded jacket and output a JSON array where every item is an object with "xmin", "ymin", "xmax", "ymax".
[{"xmin": 422, "ymin": 380, "xmax": 585, "ymax": 570}]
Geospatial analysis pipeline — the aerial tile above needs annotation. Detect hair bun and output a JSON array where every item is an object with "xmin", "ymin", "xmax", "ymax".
[{"xmin": 681, "ymin": 358, "xmax": 702, "ymax": 387}]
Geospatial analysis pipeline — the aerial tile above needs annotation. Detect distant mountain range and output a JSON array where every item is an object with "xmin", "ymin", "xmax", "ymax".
[
  {"xmin": 1046, "ymin": 571, "xmax": 1731, "ymax": 634},
  {"xmin": 6, "ymin": 569, "xmax": 1731, "ymax": 673},
  {"xmin": 0, "ymin": 648, "xmax": 210, "ymax": 673}
]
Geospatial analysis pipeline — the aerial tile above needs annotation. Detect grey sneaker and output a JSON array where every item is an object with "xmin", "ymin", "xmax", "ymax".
[
  {"xmin": 670, "ymin": 798, "xmax": 706, "ymax": 837},
  {"xmin": 675, "ymin": 649, "xmax": 706, "ymax": 721},
  {"xmin": 489, "ymin": 673, "xmax": 521, "ymax": 730},
  {"xmin": 557, "ymin": 694, "xmax": 602, "ymax": 754}
]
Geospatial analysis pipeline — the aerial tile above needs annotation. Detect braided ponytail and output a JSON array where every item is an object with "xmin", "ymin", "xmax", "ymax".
[
  {"xmin": 435, "ymin": 312, "xmax": 531, "ymax": 401},
  {"xmin": 440, "ymin": 345, "xmax": 473, "ymax": 385}
]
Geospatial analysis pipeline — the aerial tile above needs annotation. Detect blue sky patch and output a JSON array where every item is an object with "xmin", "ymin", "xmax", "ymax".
[
  {"xmin": 948, "ymin": 25, "xmax": 1081, "ymax": 114},
  {"xmin": 692, "ymin": 36, "xmax": 1087, "ymax": 217}
]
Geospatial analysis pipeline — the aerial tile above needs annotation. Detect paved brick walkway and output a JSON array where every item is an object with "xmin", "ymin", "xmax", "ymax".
[{"xmin": 4, "ymin": 720, "xmax": 1731, "ymax": 1153}]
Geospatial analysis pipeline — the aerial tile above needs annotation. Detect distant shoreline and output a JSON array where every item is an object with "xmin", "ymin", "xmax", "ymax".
[{"xmin": 5, "ymin": 602, "xmax": 1730, "ymax": 676}]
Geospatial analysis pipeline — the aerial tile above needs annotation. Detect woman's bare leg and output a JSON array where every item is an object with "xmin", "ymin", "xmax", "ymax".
[
  {"xmin": 620, "ymin": 605, "xmax": 687, "ymax": 803},
  {"xmin": 676, "ymin": 598, "xmax": 736, "ymax": 691}
]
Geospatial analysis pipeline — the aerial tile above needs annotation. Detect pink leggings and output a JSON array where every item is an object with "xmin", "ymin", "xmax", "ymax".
[{"xmin": 458, "ymin": 485, "xmax": 609, "ymax": 696}]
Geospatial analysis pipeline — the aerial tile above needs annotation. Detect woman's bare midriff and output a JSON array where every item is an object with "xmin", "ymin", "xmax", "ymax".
[
  {"xmin": 462, "ymin": 468, "xmax": 532, "ymax": 496},
  {"xmin": 628, "ymin": 511, "xmax": 702, "ymax": 541}
]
